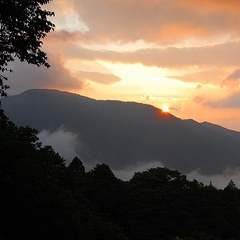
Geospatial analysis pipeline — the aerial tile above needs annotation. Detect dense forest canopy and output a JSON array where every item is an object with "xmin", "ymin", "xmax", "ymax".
[{"xmin": 1, "ymin": 108, "xmax": 240, "ymax": 240}]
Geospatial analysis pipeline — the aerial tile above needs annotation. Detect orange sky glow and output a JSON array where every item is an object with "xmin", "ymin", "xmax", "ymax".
[{"xmin": 7, "ymin": 0, "xmax": 240, "ymax": 131}]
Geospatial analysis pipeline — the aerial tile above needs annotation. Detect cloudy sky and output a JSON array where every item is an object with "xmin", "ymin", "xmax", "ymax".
[{"xmin": 7, "ymin": 0, "xmax": 240, "ymax": 131}]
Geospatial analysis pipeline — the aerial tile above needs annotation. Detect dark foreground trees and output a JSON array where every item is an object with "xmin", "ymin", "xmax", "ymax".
[
  {"xmin": 0, "ymin": 0, "xmax": 55, "ymax": 96},
  {"xmin": 0, "ymin": 109, "xmax": 128, "ymax": 240},
  {"xmin": 0, "ymin": 108, "xmax": 240, "ymax": 240},
  {"xmin": 127, "ymin": 168, "xmax": 240, "ymax": 240}
]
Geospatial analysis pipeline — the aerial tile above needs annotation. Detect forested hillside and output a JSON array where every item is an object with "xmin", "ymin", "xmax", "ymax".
[
  {"xmin": 2, "ymin": 89, "xmax": 240, "ymax": 175},
  {"xmin": 1, "ymin": 108, "xmax": 240, "ymax": 240}
]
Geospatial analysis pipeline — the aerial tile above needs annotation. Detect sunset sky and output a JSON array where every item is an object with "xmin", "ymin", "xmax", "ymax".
[{"xmin": 7, "ymin": 0, "xmax": 240, "ymax": 131}]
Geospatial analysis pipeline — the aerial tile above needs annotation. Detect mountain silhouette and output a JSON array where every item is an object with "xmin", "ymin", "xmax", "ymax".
[{"xmin": 2, "ymin": 89, "xmax": 240, "ymax": 174}]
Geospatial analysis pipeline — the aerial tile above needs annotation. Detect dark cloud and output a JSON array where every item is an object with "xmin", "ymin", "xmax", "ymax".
[
  {"xmin": 46, "ymin": 29, "xmax": 90, "ymax": 43},
  {"xmin": 6, "ymin": 54, "xmax": 84, "ymax": 95}
]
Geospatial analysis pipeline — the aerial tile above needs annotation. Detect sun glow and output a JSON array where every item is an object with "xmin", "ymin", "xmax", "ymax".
[{"xmin": 161, "ymin": 105, "xmax": 169, "ymax": 112}]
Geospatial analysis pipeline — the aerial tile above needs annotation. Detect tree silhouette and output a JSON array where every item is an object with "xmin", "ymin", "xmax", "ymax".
[
  {"xmin": 68, "ymin": 156, "xmax": 85, "ymax": 174},
  {"xmin": 0, "ymin": 0, "xmax": 55, "ymax": 96},
  {"xmin": 0, "ymin": 108, "xmax": 129, "ymax": 240}
]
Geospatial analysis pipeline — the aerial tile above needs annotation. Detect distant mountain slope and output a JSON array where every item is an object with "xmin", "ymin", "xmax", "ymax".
[{"xmin": 2, "ymin": 89, "xmax": 240, "ymax": 174}]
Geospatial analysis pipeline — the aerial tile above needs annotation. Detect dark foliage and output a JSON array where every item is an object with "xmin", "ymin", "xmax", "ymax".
[
  {"xmin": 1, "ymin": 108, "xmax": 240, "ymax": 240},
  {"xmin": 0, "ymin": 109, "xmax": 128, "ymax": 240},
  {"xmin": 0, "ymin": 0, "xmax": 55, "ymax": 96}
]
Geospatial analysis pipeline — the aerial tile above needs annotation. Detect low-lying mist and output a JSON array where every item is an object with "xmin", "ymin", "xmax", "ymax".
[
  {"xmin": 37, "ymin": 127, "xmax": 81, "ymax": 164},
  {"xmin": 38, "ymin": 128, "xmax": 240, "ymax": 189}
]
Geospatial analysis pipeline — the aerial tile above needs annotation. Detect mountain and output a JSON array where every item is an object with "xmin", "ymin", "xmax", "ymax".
[{"xmin": 1, "ymin": 89, "xmax": 240, "ymax": 175}]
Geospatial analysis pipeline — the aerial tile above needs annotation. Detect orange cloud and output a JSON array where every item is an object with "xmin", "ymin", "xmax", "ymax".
[
  {"xmin": 53, "ymin": 0, "xmax": 240, "ymax": 44},
  {"xmin": 177, "ymin": 0, "xmax": 240, "ymax": 13},
  {"xmin": 76, "ymin": 70, "xmax": 121, "ymax": 85},
  {"xmin": 168, "ymin": 69, "xmax": 227, "ymax": 85},
  {"xmin": 221, "ymin": 69, "xmax": 240, "ymax": 90},
  {"xmin": 60, "ymin": 42, "xmax": 240, "ymax": 70}
]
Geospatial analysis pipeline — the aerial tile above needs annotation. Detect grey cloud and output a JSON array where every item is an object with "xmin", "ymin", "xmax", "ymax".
[
  {"xmin": 208, "ymin": 92, "xmax": 240, "ymax": 108},
  {"xmin": 37, "ymin": 127, "xmax": 83, "ymax": 165},
  {"xmin": 113, "ymin": 161, "xmax": 165, "ymax": 181},
  {"xmin": 114, "ymin": 163, "xmax": 240, "ymax": 189},
  {"xmin": 193, "ymin": 91, "xmax": 240, "ymax": 109},
  {"xmin": 193, "ymin": 69, "xmax": 240, "ymax": 109},
  {"xmin": 187, "ymin": 167, "xmax": 240, "ymax": 189},
  {"xmin": 221, "ymin": 69, "xmax": 240, "ymax": 89},
  {"xmin": 47, "ymin": 30, "xmax": 90, "ymax": 43},
  {"xmin": 6, "ymin": 54, "xmax": 84, "ymax": 95}
]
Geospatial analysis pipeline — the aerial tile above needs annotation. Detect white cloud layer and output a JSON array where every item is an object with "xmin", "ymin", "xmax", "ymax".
[
  {"xmin": 37, "ymin": 127, "xmax": 240, "ymax": 189},
  {"xmin": 37, "ymin": 127, "xmax": 81, "ymax": 164},
  {"xmin": 114, "ymin": 161, "xmax": 240, "ymax": 189},
  {"xmin": 187, "ymin": 167, "xmax": 240, "ymax": 189}
]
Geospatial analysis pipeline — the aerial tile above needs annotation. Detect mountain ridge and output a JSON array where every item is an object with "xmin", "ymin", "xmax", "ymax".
[{"xmin": 1, "ymin": 88, "xmax": 240, "ymax": 175}]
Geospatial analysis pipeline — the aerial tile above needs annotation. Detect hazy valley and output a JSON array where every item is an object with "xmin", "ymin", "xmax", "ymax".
[{"xmin": 2, "ymin": 89, "xmax": 240, "ymax": 187}]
